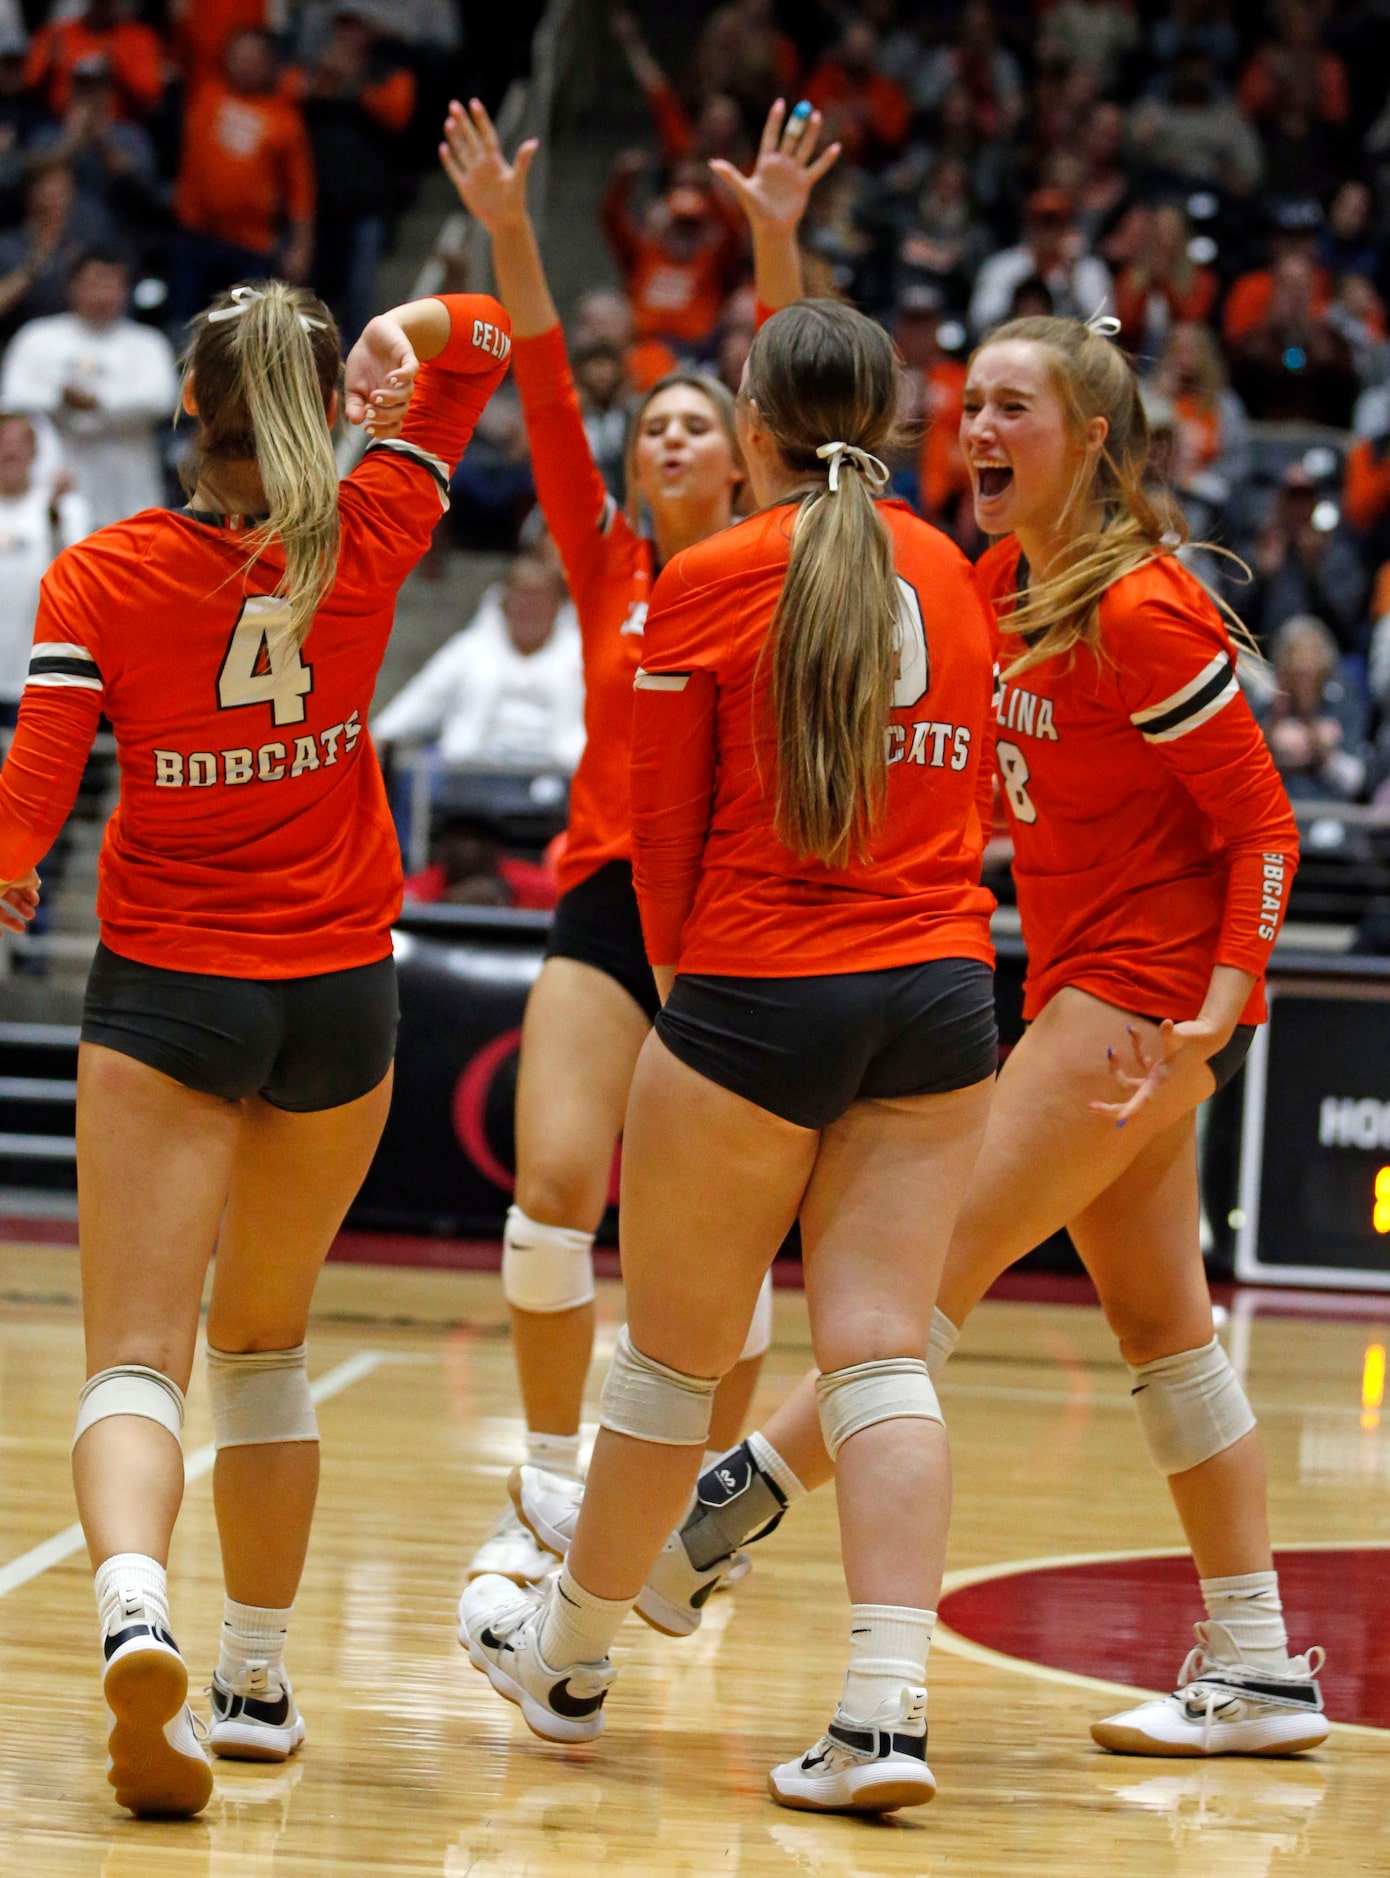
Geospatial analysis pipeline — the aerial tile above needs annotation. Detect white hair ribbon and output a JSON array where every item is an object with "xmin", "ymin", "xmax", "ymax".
[
  {"xmin": 816, "ymin": 440, "xmax": 891, "ymax": 493},
  {"xmin": 1086, "ymin": 310, "xmax": 1122, "ymax": 339},
  {"xmin": 206, "ymin": 285, "xmax": 327, "ymax": 333}
]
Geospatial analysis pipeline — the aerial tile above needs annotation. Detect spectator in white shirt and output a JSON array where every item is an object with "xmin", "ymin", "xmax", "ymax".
[
  {"xmin": 0, "ymin": 246, "xmax": 177, "ymax": 530},
  {"xmin": 0, "ymin": 410, "xmax": 88, "ymax": 720},
  {"xmin": 969, "ymin": 187, "xmax": 1112, "ymax": 336},
  {"xmin": 374, "ymin": 553, "xmax": 585, "ymax": 772}
]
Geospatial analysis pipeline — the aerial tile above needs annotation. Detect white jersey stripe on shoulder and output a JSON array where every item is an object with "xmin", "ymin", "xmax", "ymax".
[
  {"xmin": 634, "ymin": 669, "xmax": 690, "ymax": 692},
  {"xmin": 1138, "ymin": 670, "xmax": 1239, "ymax": 743},
  {"xmin": 1130, "ymin": 652, "xmax": 1229, "ymax": 727}
]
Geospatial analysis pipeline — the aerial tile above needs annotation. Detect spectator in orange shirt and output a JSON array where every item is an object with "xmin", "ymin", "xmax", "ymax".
[
  {"xmin": 806, "ymin": 21, "xmax": 911, "ymax": 169},
  {"xmin": 303, "ymin": 8, "xmax": 417, "ymax": 342},
  {"xmin": 170, "ymin": 0, "xmax": 274, "ymax": 92},
  {"xmin": 1223, "ymin": 205, "xmax": 1331, "ymax": 347},
  {"xmin": 1237, "ymin": 0, "xmax": 1349, "ymax": 131},
  {"xmin": 25, "ymin": 0, "xmax": 166, "ymax": 123},
  {"xmin": 1112, "ymin": 203, "xmax": 1218, "ymax": 362},
  {"xmin": 600, "ymin": 150, "xmax": 743, "ymax": 353},
  {"xmin": 172, "ymin": 30, "xmax": 314, "ymax": 327}
]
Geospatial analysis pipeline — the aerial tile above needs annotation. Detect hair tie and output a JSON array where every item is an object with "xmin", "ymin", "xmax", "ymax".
[
  {"xmin": 816, "ymin": 440, "xmax": 891, "ymax": 493},
  {"xmin": 1085, "ymin": 310, "xmax": 1122, "ymax": 340},
  {"xmin": 206, "ymin": 285, "xmax": 326, "ymax": 334}
]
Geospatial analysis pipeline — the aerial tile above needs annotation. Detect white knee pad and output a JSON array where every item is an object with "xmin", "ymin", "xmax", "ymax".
[
  {"xmin": 737, "ymin": 1271, "xmax": 774, "ymax": 1362},
  {"xmin": 1128, "ymin": 1335, "xmax": 1256, "ymax": 1476},
  {"xmin": 599, "ymin": 1325, "xmax": 717, "ymax": 1447},
  {"xmin": 816, "ymin": 1357, "xmax": 942, "ymax": 1460},
  {"xmin": 206, "ymin": 1343, "xmax": 318, "ymax": 1449},
  {"xmin": 502, "ymin": 1205, "xmax": 596, "ymax": 1314},
  {"xmin": 73, "ymin": 1365, "xmax": 184, "ymax": 1451}
]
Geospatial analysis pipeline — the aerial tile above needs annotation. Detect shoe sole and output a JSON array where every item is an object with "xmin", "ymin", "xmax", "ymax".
[
  {"xmin": 461, "ymin": 1632, "xmax": 604, "ymax": 1745},
  {"xmin": 506, "ymin": 1473, "xmax": 707, "ymax": 1639},
  {"xmin": 209, "ymin": 1717, "xmax": 306, "ymax": 1762},
  {"xmin": 1091, "ymin": 1719, "xmax": 1330, "ymax": 1758},
  {"xmin": 465, "ymin": 1562, "xmax": 554, "ymax": 1588},
  {"xmin": 767, "ymin": 1769, "xmax": 938, "ymax": 1814},
  {"xmin": 105, "ymin": 1647, "xmax": 213, "ymax": 1818}
]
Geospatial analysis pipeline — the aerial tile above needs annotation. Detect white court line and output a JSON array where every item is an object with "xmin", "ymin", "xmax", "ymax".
[
  {"xmin": 934, "ymin": 1542, "xmax": 1390, "ymax": 1741},
  {"xmin": 0, "ymin": 1348, "xmax": 385, "ymax": 1601}
]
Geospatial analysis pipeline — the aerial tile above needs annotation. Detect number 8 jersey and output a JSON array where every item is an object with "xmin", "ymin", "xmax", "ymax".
[
  {"xmin": 0, "ymin": 294, "xmax": 513, "ymax": 977},
  {"xmin": 975, "ymin": 537, "xmax": 1299, "ymax": 1027}
]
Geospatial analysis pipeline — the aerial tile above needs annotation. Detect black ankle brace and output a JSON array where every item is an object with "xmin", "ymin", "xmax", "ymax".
[{"xmin": 680, "ymin": 1440, "xmax": 788, "ymax": 1572}]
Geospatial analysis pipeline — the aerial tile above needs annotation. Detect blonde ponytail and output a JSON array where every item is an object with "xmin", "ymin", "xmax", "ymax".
[
  {"xmin": 745, "ymin": 302, "xmax": 901, "ymax": 868},
  {"xmin": 183, "ymin": 280, "xmax": 343, "ymax": 647}
]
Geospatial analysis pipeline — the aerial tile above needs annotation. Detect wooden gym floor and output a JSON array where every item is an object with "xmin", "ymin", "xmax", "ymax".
[{"xmin": 0, "ymin": 1237, "xmax": 1385, "ymax": 1876}]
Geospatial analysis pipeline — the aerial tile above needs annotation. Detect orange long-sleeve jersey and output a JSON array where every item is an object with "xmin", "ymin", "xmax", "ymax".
[
  {"xmin": 176, "ymin": 79, "xmax": 315, "ymax": 255},
  {"xmin": 632, "ymin": 500, "xmax": 997, "ymax": 976},
  {"xmin": 977, "ymin": 540, "xmax": 1299, "ymax": 1027},
  {"xmin": 509, "ymin": 325, "xmax": 653, "ymax": 898},
  {"xmin": 0, "ymin": 296, "xmax": 513, "ymax": 978}
]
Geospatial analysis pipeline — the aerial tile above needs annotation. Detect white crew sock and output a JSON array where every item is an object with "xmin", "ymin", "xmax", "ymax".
[
  {"xmin": 527, "ymin": 1430, "xmax": 583, "ymax": 1480},
  {"xmin": 537, "ymin": 1563, "xmax": 632, "ymax": 1669},
  {"xmin": 927, "ymin": 1307, "xmax": 959, "ymax": 1383},
  {"xmin": 217, "ymin": 1597, "xmax": 293, "ymax": 1691},
  {"xmin": 841, "ymin": 1603, "xmax": 935, "ymax": 1723},
  {"xmin": 94, "ymin": 1552, "xmax": 170, "ymax": 1641},
  {"xmin": 747, "ymin": 1429, "xmax": 807, "ymax": 1505},
  {"xmin": 1199, "ymin": 1571, "xmax": 1290, "ymax": 1671}
]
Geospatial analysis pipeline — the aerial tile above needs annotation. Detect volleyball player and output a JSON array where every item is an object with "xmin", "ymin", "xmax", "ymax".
[
  {"xmin": 0, "ymin": 281, "xmax": 512, "ymax": 1816},
  {"xmin": 440, "ymin": 97, "xmax": 839, "ymax": 1584},
  {"xmin": 526, "ymin": 313, "xmax": 1327, "ymax": 1766},
  {"xmin": 462, "ymin": 298, "xmax": 999, "ymax": 1816}
]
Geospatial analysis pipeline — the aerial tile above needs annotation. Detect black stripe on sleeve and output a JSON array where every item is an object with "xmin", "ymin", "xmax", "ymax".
[
  {"xmin": 364, "ymin": 438, "xmax": 451, "ymax": 501},
  {"xmin": 28, "ymin": 653, "xmax": 104, "ymax": 683},
  {"xmin": 1136, "ymin": 656, "xmax": 1235, "ymax": 739}
]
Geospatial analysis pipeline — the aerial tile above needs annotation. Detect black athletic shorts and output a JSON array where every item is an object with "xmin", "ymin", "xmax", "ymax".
[
  {"xmin": 545, "ymin": 859, "xmax": 660, "ymax": 1021},
  {"xmin": 1126, "ymin": 1015, "xmax": 1254, "ymax": 1094},
  {"xmin": 82, "ymin": 942, "xmax": 399, "ymax": 1112},
  {"xmin": 656, "ymin": 957, "xmax": 998, "ymax": 1130},
  {"xmin": 1206, "ymin": 1024, "xmax": 1254, "ymax": 1093}
]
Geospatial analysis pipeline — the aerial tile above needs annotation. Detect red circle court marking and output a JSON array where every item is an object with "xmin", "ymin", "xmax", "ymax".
[
  {"xmin": 451, "ymin": 1027, "xmax": 522, "ymax": 1193},
  {"xmin": 938, "ymin": 1545, "xmax": 1390, "ymax": 1731}
]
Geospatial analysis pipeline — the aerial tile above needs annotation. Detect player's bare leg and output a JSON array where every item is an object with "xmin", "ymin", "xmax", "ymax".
[
  {"xmin": 72, "ymin": 1043, "xmax": 241, "ymax": 1817},
  {"xmin": 202, "ymin": 1070, "xmax": 392, "ymax": 1762},
  {"xmin": 474, "ymin": 957, "xmax": 765, "ymax": 1583}
]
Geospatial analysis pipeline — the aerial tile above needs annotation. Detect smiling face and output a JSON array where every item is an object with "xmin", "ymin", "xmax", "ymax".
[
  {"xmin": 631, "ymin": 383, "xmax": 739, "ymax": 520},
  {"xmin": 961, "ymin": 338, "xmax": 1093, "ymax": 540}
]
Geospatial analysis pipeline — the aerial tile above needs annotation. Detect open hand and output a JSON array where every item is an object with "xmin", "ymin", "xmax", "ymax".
[
  {"xmin": 344, "ymin": 314, "xmax": 418, "ymax": 435},
  {"xmin": 1091, "ymin": 1019, "xmax": 1223, "ymax": 1128},
  {"xmin": 710, "ymin": 98, "xmax": 841, "ymax": 237},
  {"xmin": 440, "ymin": 97, "xmax": 537, "ymax": 235}
]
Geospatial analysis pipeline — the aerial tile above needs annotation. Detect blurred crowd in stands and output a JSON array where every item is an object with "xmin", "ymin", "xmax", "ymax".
[{"xmin": 441, "ymin": 0, "xmax": 1390, "ymax": 836}]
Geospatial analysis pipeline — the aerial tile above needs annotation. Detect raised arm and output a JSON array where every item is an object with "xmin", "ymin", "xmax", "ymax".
[
  {"xmin": 439, "ymin": 96, "xmax": 614, "ymax": 597},
  {"xmin": 710, "ymin": 99, "xmax": 840, "ymax": 315},
  {"xmin": 439, "ymin": 96, "xmax": 557, "ymax": 338}
]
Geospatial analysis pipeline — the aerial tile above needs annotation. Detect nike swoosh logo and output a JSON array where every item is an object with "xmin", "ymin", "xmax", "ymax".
[{"xmin": 549, "ymin": 1678, "xmax": 606, "ymax": 1720}]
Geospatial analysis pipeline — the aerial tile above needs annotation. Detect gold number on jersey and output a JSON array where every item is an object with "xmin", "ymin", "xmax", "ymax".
[
  {"xmin": 217, "ymin": 596, "xmax": 313, "ymax": 727},
  {"xmin": 893, "ymin": 576, "xmax": 929, "ymax": 709},
  {"xmin": 996, "ymin": 739, "xmax": 1037, "ymax": 824}
]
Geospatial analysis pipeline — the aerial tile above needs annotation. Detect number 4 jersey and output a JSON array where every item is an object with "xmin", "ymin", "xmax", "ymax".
[
  {"xmin": 631, "ymin": 498, "xmax": 997, "ymax": 976},
  {"xmin": 0, "ymin": 294, "xmax": 513, "ymax": 977},
  {"xmin": 976, "ymin": 538, "xmax": 1299, "ymax": 1027}
]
